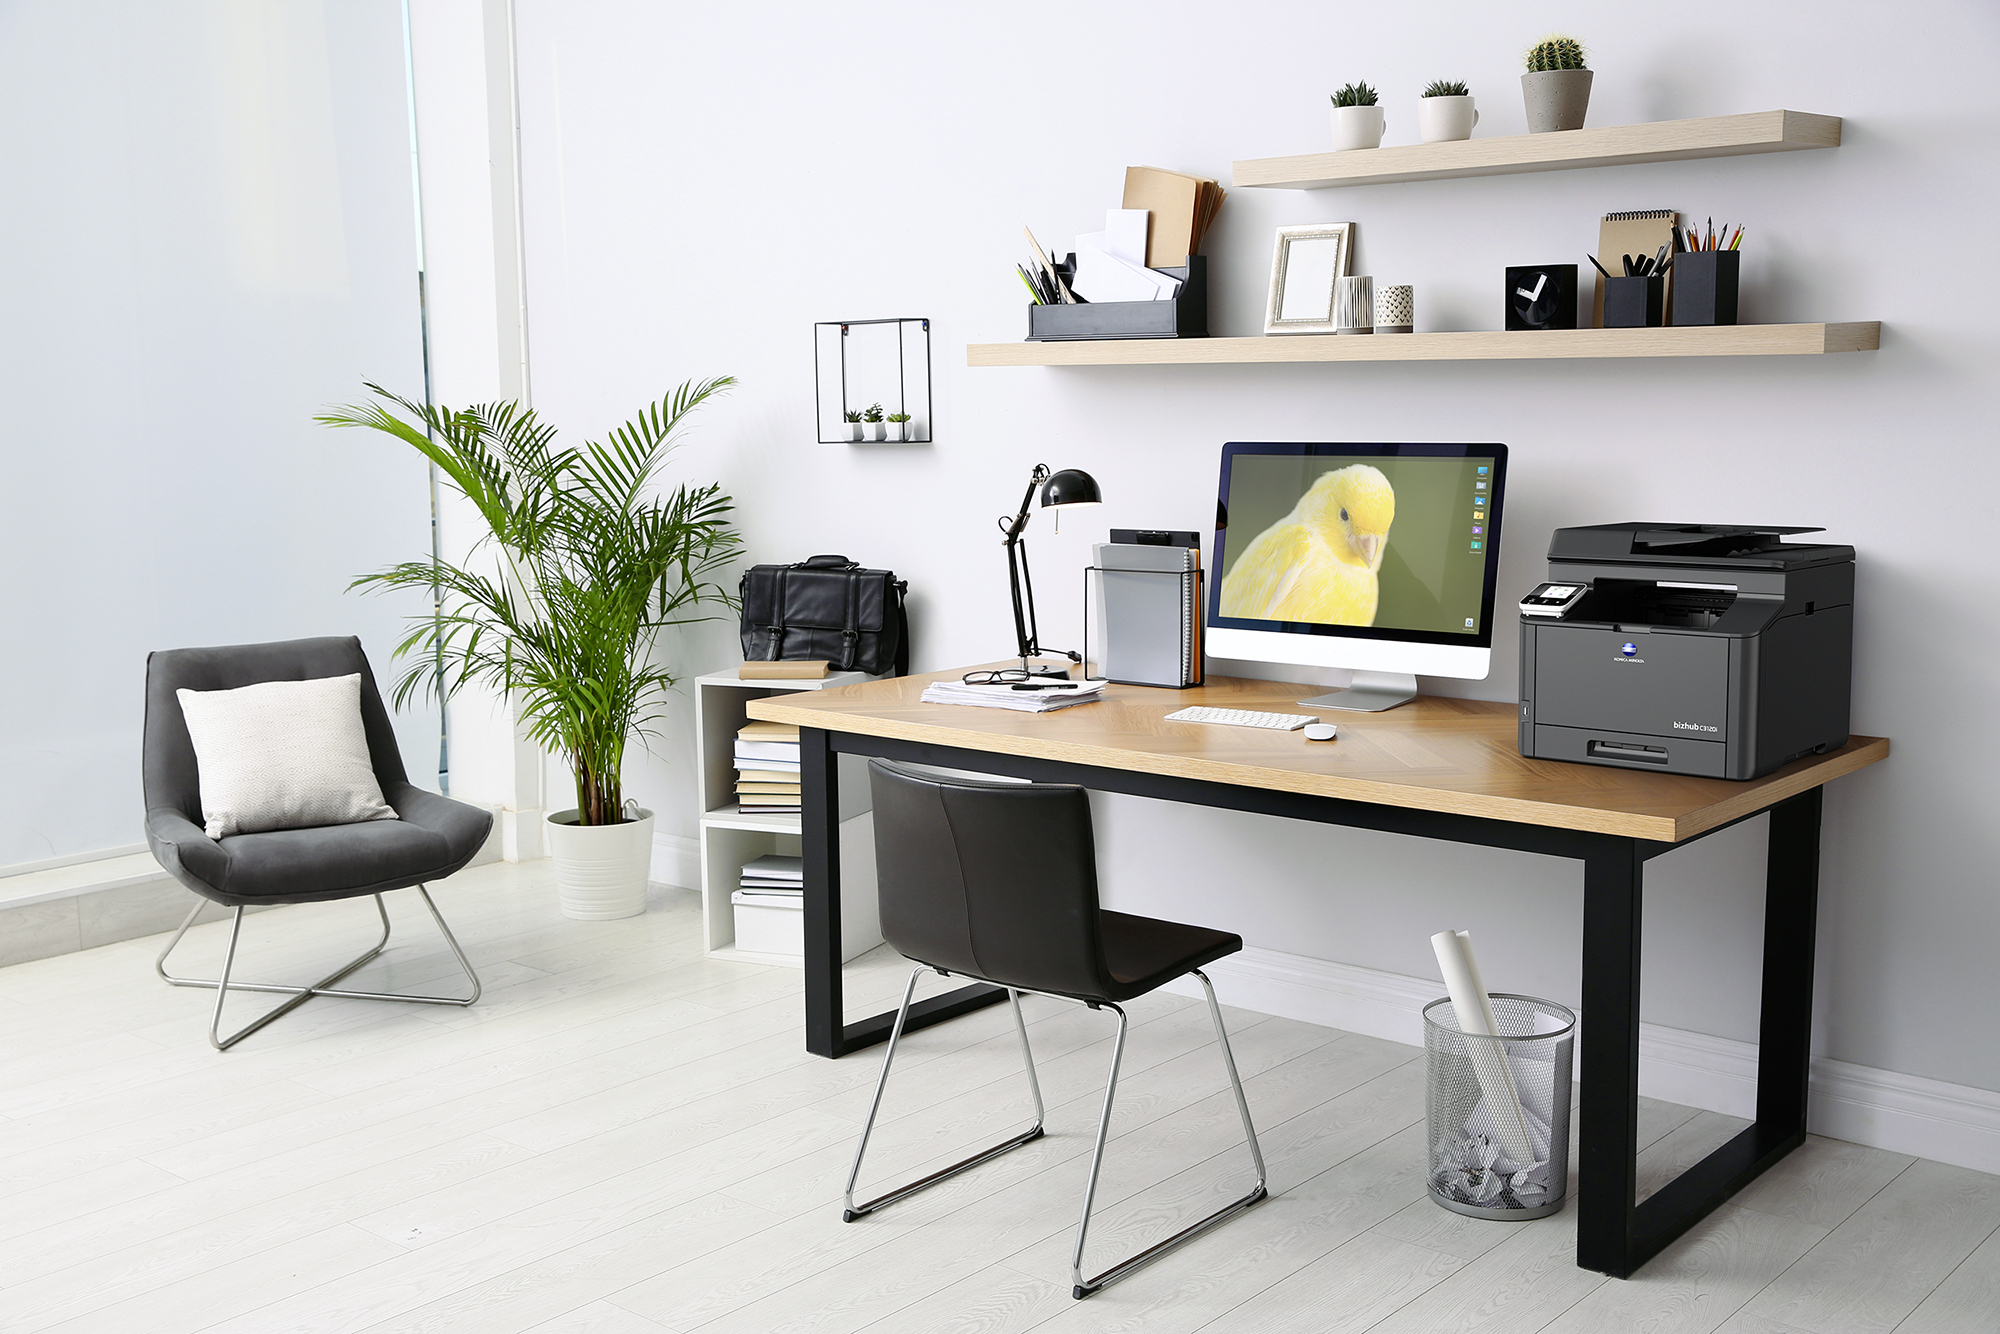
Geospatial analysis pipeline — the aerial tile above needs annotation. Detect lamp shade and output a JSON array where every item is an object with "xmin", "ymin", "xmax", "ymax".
[{"xmin": 1039, "ymin": 468, "xmax": 1101, "ymax": 508}]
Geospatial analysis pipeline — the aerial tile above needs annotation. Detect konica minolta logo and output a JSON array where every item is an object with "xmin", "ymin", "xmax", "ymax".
[
  {"xmin": 1612, "ymin": 642, "xmax": 1644, "ymax": 664},
  {"xmin": 1672, "ymin": 721, "xmax": 1718, "ymax": 733}
]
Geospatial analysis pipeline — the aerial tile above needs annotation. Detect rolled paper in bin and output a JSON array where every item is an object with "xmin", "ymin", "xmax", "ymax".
[{"xmin": 1430, "ymin": 930, "xmax": 1537, "ymax": 1167}]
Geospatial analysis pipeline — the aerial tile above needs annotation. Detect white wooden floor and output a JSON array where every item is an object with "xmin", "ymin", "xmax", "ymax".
[{"xmin": 4, "ymin": 860, "xmax": 1997, "ymax": 1334}]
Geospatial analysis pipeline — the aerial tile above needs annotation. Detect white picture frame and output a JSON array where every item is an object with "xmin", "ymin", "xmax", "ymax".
[{"xmin": 1264, "ymin": 223, "xmax": 1355, "ymax": 335}]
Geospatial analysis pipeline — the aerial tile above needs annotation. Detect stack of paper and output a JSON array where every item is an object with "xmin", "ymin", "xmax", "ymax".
[
  {"xmin": 734, "ymin": 721, "xmax": 801, "ymax": 812},
  {"xmin": 918, "ymin": 679, "xmax": 1108, "ymax": 713},
  {"xmin": 737, "ymin": 853, "xmax": 803, "ymax": 904},
  {"xmin": 1072, "ymin": 208, "xmax": 1183, "ymax": 304}
]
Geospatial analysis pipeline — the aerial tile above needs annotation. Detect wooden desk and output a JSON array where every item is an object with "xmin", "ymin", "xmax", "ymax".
[{"xmin": 746, "ymin": 668, "xmax": 1889, "ymax": 1278}]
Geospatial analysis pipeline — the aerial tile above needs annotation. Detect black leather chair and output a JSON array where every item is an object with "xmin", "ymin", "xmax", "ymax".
[
  {"xmin": 143, "ymin": 637, "xmax": 492, "ymax": 1050},
  {"xmin": 846, "ymin": 760, "xmax": 1267, "ymax": 1299}
]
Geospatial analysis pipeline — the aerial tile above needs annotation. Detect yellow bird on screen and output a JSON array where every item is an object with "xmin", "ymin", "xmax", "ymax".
[{"xmin": 1220, "ymin": 464, "xmax": 1395, "ymax": 625}]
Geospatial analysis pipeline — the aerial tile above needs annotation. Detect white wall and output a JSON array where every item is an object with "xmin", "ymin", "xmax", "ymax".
[
  {"xmin": 0, "ymin": 0, "xmax": 436, "ymax": 867},
  {"xmin": 442, "ymin": 1, "xmax": 1996, "ymax": 1094}
]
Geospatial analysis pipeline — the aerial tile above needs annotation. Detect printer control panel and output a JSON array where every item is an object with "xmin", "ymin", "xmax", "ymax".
[{"xmin": 1520, "ymin": 582, "xmax": 1588, "ymax": 618}]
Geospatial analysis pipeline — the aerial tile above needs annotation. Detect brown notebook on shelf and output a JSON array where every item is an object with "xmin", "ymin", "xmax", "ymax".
[
  {"xmin": 1593, "ymin": 209, "xmax": 1679, "ymax": 327},
  {"xmin": 1122, "ymin": 166, "xmax": 1225, "ymax": 268}
]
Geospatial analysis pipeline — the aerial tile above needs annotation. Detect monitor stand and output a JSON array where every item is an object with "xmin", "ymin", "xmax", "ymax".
[{"xmin": 1299, "ymin": 670, "xmax": 1418, "ymax": 713}]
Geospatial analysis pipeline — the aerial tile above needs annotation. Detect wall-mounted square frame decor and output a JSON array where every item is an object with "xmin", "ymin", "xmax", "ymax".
[
  {"xmin": 814, "ymin": 318, "xmax": 932, "ymax": 443},
  {"xmin": 1264, "ymin": 223, "xmax": 1355, "ymax": 336}
]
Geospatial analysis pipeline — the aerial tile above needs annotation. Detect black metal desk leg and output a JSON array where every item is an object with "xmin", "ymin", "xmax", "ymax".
[
  {"xmin": 1756, "ymin": 788, "xmax": 1823, "ymax": 1136},
  {"xmin": 802, "ymin": 727, "xmax": 845, "ymax": 1058},
  {"xmin": 1577, "ymin": 837, "xmax": 1646, "ymax": 1278}
]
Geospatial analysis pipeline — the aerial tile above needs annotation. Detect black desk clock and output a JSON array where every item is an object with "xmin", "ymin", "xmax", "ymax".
[{"xmin": 1505, "ymin": 264, "xmax": 1578, "ymax": 331}]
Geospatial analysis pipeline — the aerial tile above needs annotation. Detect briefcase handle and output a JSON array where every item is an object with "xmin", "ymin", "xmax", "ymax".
[{"xmin": 793, "ymin": 554, "xmax": 857, "ymax": 570}]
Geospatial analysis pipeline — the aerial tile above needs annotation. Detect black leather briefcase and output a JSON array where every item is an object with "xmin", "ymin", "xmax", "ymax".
[{"xmin": 739, "ymin": 555, "xmax": 909, "ymax": 677}]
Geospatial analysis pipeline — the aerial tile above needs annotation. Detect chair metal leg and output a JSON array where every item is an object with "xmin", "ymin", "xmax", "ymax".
[
  {"xmin": 156, "ymin": 887, "xmax": 482, "ymax": 1051},
  {"xmin": 1070, "ymin": 969, "xmax": 1269, "ymax": 1299},
  {"xmin": 843, "ymin": 967, "xmax": 1046, "ymax": 1222}
]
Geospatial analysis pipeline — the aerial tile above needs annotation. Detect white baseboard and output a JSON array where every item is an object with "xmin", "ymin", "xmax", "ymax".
[
  {"xmin": 1166, "ymin": 945, "xmax": 2000, "ymax": 1176},
  {"xmin": 652, "ymin": 832, "xmax": 698, "ymax": 891}
]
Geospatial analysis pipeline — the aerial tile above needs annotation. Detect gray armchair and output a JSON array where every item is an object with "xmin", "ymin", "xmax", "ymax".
[{"xmin": 143, "ymin": 636, "xmax": 492, "ymax": 1049}]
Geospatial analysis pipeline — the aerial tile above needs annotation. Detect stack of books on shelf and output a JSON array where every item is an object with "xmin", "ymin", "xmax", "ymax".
[
  {"xmin": 734, "ymin": 720, "xmax": 801, "ymax": 813},
  {"xmin": 735, "ymin": 854, "xmax": 803, "ymax": 905}
]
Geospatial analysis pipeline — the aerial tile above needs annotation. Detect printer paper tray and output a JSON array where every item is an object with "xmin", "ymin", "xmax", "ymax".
[{"xmin": 1531, "ymin": 723, "xmax": 1728, "ymax": 778}]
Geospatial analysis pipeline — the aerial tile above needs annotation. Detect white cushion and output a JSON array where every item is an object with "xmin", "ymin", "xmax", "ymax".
[{"xmin": 175, "ymin": 673, "xmax": 398, "ymax": 839}]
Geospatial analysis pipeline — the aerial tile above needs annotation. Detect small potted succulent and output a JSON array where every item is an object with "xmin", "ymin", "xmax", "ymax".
[
  {"xmin": 860, "ymin": 402, "xmax": 885, "ymax": 441},
  {"xmin": 1522, "ymin": 35, "xmax": 1591, "ymax": 133},
  {"xmin": 1329, "ymin": 82, "xmax": 1384, "ymax": 151},
  {"xmin": 840, "ymin": 408, "xmax": 863, "ymax": 442},
  {"xmin": 1418, "ymin": 79, "xmax": 1478, "ymax": 143},
  {"xmin": 884, "ymin": 411, "xmax": 913, "ymax": 442}
]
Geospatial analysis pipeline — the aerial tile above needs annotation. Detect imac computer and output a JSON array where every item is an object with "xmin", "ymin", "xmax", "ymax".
[{"xmin": 1206, "ymin": 441, "xmax": 1508, "ymax": 712}]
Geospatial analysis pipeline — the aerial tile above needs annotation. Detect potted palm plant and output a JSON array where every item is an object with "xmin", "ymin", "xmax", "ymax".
[{"xmin": 322, "ymin": 378, "xmax": 742, "ymax": 920}]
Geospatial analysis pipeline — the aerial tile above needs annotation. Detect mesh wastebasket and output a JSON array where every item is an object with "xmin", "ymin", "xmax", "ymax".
[{"xmin": 1424, "ymin": 994, "xmax": 1575, "ymax": 1220}]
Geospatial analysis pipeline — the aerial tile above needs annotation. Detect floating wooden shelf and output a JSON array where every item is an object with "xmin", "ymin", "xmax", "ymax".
[
  {"xmin": 966, "ymin": 323, "xmax": 1880, "ymax": 367},
  {"xmin": 1233, "ymin": 110, "xmax": 1840, "ymax": 190}
]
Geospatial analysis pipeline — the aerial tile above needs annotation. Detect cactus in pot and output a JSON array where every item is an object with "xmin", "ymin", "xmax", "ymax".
[{"xmin": 1522, "ymin": 34, "xmax": 1591, "ymax": 132}]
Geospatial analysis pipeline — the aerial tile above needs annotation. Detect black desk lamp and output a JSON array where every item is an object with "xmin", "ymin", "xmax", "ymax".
[{"xmin": 990, "ymin": 463, "xmax": 1101, "ymax": 681}]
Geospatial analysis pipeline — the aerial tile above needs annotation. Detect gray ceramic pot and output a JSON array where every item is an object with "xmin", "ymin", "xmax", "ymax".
[{"xmin": 1521, "ymin": 69, "xmax": 1592, "ymax": 133}]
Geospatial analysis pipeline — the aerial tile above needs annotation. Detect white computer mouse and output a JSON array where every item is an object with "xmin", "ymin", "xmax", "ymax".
[{"xmin": 1303, "ymin": 723, "xmax": 1339, "ymax": 741}]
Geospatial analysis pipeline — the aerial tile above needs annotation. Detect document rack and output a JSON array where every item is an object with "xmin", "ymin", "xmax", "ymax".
[
  {"xmin": 1029, "ymin": 256, "xmax": 1208, "ymax": 341},
  {"xmin": 1083, "ymin": 561, "xmax": 1204, "ymax": 688}
]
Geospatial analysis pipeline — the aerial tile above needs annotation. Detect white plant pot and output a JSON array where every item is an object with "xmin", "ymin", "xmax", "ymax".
[
  {"xmin": 1417, "ymin": 95, "xmax": 1478, "ymax": 143},
  {"xmin": 546, "ymin": 807, "xmax": 654, "ymax": 920},
  {"xmin": 883, "ymin": 421, "xmax": 905, "ymax": 442},
  {"xmin": 864, "ymin": 421, "xmax": 884, "ymax": 441},
  {"xmin": 1329, "ymin": 104, "xmax": 1385, "ymax": 151},
  {"xmin": 842, "ymin": 422, "xmax": 863, "ymax": 441},
  {"xmin": 1522, "ymin": 69, "xmax": 1592, "ymax": 133}
]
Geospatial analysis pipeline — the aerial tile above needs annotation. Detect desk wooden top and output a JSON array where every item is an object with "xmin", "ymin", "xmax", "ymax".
[{"xmin": 744, "ymin": 667, "xmax": 1889, "ymax": 843}]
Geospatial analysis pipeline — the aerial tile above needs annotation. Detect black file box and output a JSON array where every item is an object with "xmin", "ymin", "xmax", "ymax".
[
  {"xmin": 1670, "ymin": 251, "xmax": 1741, "ymax": 326},
  {"xmin": 1028, "ymin": 256, "xmax": 1207, "ymax": 340}
]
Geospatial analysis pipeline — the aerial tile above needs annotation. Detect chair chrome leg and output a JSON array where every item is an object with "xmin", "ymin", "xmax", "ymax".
[
  {"xmin": 1070, "ymin": 971, "xmax": 1269, "ymax": 1299},
  {"xmin": 843, "ymin": 968, "xmax": 1046, "ymax": 1222},
  {"xmin": 156, "ymin": 887, "xmax": 481, "ymax": 1051}
]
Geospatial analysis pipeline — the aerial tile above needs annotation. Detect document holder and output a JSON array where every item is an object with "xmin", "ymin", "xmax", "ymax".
[
  {"xmin": 1028, "ymin": 256, "xmax": 1207, "ymax": 341},
  {"xmin": 1084, "ymin": 559, "xmax": 1204, "ymax": 689}
]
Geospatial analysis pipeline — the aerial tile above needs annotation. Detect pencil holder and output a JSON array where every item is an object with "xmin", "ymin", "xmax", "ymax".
[
  {"xmin": 1425, "ymin": 994, "xmax": 1574, "ymax": 1221},
  {"xmin": 1604, "ymin": 275, "xmax": 1664, "ymax": 329},
  {"xmin": 1670, "ymin": 250, "xmax": 1741, "ymax": 326}
]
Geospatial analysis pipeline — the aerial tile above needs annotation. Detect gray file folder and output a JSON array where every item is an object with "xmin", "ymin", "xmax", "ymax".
[{"xmin": 1092, "ymin": 542, "xmax": 1202, "ymax": 688}]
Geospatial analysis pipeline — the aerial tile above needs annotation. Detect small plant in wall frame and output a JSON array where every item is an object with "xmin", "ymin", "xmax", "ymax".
[
  {"xmin": 861, "ymin": 402, "xmax": 885, "ymax": 441},
  {"xmin": 841, "ymin": 408, "xmax": 863, "ymax": 441},
  {"xmin": 884, "ymin": 411, "xmax": 913, "ymax": 442}
]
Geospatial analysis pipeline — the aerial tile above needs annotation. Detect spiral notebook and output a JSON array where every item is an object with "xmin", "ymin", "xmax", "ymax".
[{"xmin": 1593, "ymin": 209, "xmax": 1679, "ymax": 327}]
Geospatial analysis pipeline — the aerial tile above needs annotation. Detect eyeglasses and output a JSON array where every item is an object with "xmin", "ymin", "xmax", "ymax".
[{"xmin": 962, "ymin": 668, "xmax": 1033, "ymax": 685}]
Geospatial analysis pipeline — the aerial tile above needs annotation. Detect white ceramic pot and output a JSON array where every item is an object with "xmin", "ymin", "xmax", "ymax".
[
  {"xmin": 1335, "ymin": 275, "xmax": 1374, "ymax": 333},
  {"xmin": 1521, "ymin": 69, "xmax": 1592, "ymax": 133},
  {"xmin": 883, "ymin": 421, "xmax": 905, "ymax": 442},
  {"xmin": 844, "ymin": 422, "xmax": 863, "ymax": 441},
  {"xmin": 865, "ymin": 421, "xmax": 885, "ymax": 441},
  {"xmin": 545, "ymin": 807, "xmax": 654, "ymax": 920},
  {"xmin": 1329, "ymin": 104, "xmax": 1385, "ymax": 151},
  {"xmin": 1417, "ymin": 95, "xmax": 1478, "ymax": 143}
]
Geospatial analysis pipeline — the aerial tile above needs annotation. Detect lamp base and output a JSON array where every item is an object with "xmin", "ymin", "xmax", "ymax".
[{"xmin": 1019, "ymin": 660, "xmax": 1074, "ymax": 680}]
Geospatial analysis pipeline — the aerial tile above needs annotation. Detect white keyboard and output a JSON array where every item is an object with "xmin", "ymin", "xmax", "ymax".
[{"xmin": 1164, "ymin": 706, "xmax": 1318, "ymax": 731}]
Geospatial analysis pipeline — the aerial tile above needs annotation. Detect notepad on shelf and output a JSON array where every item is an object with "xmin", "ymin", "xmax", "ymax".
[{"xmin": 1122, "ymin": 166, "xmax": 1226, "ymax": 269}]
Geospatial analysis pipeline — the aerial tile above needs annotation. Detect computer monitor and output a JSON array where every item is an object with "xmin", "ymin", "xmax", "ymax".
[{"xmin": 1206, "ymin": 441, "xmax": 1508, "ymax": 711}]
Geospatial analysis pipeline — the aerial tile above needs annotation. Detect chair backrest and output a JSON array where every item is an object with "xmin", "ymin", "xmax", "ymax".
[
  {"xmin": 142, "ymin": 636, "xmax": 409, "ymax": 828},
  {"xmin": 867, "ymin": 759, "xmax": 1113, "ymax": 1000}
]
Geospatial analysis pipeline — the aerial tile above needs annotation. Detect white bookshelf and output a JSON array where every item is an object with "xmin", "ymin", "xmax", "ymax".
[{"xmin": 692, "ymin": 670, "xmax": 883, "ymax": 967}]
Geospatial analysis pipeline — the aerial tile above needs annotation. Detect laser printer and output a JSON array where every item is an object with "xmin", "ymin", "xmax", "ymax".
[{"xmin": 1517, "ymin": 523, "xmax": 1853, "ymax": 780}]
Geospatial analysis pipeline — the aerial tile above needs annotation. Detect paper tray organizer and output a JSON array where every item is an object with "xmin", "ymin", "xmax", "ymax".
[{"xmin": 1028, "ymin": 255, "xmax": 1207, "ymax": 341}]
